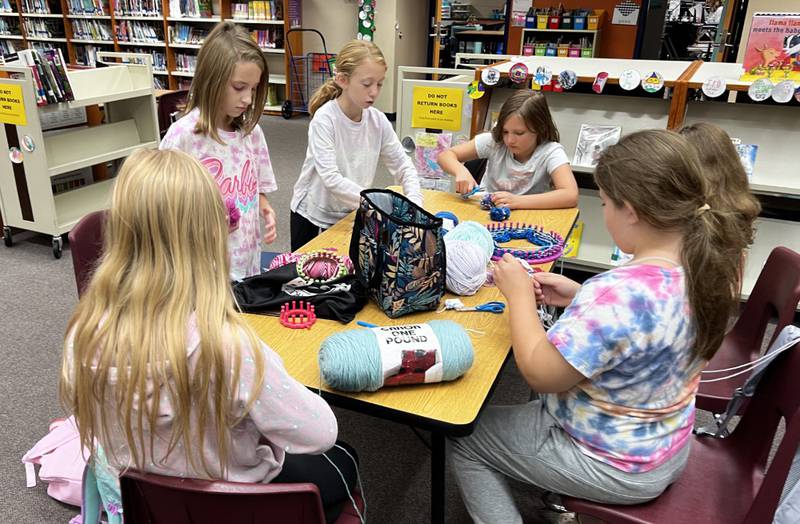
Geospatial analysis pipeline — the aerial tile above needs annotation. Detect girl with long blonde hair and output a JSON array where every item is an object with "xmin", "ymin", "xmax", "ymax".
[
  {"xmin": 289, "ymin": 39, "xmax": 423, "ymax": 250},
  {"xmin": 449, "ymin": 130, "xmax": 754, "ymax": 523},
  {"xmin": 161, "ymin": 21, "xmax": 278, "ymax": 280},
  {"xmin": 61, "ymin": 149, "xmax": 359, "ymax": 523}
]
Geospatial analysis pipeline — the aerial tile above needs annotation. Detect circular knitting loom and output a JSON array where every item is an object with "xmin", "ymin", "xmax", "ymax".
[
  {"xmin": 296, "ymin": 251, "xmax": 351, "ymax": 284},
  {"xmin": 486, "ymin": 222, "xmax": 565, "ymax": 263}
]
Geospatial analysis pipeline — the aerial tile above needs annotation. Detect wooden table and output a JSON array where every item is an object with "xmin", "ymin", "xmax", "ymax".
[{"xmin": 245, "ymin": 189, "xmax": 578, "ymax": 523}]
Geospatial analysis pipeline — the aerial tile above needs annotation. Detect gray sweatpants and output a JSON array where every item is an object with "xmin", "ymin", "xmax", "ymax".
[{"xmin": 448, "ymin": 399, "xmax": 690, "ymax": 524}]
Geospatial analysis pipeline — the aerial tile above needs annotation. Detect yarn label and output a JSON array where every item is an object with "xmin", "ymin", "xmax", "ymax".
[{"xmin": 370, "ymin": 324, "xmax": 443, "ymax": 386}]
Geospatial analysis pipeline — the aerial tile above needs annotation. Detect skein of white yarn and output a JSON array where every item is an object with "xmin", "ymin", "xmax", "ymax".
[{"xmin": 445, "ymin": 238, "xmax": 489, "ymax": 295}]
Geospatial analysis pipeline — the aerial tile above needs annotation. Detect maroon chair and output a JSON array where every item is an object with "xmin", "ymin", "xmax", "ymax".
[
  {"xmin": 696, "ymin": 246, "xmax": 800, "ymax": 414},
  {"xmin": 562, "ymin": 339, "xmax": 800, "ymax": 524},
  {"xmin": 68, "ymin": 210, "xmax": 107, "ymax": 297},
  {"xmin": 158, "ymin": 90, "xmax": 189, "ymax": 139},
  {"xmin": 120, "ymin": 470, "xmax": 364, "ymax": 524}
]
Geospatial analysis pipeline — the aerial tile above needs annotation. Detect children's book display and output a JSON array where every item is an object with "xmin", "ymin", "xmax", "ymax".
[
  {"xmin": 740, "ymin": 12, "xmax": 800, "ymax": 82},
  {"xmin": 732, "ymin": 139, "xmax": 758, "ymax": 180},
  {"xmin": 415, "ymin": 131, "xmax": 452, "ymax": 192},
  {"xmin": 573, "ymin": 124, "xmax": 621, "ymax": 167}
]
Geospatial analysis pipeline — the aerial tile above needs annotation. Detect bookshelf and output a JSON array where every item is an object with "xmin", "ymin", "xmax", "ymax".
[
  {"xmin": 0, "ymin": 0, "xmax": 301, "ymax": 110},
  {"xmin": 0, "ymin": 55, "xmax": 158, "ymax": 257}
]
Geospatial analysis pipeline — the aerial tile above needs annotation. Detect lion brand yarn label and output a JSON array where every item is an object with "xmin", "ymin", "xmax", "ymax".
[{"xmin": 371, "ymin": 324, "xmax": 443, "ymax": 385}]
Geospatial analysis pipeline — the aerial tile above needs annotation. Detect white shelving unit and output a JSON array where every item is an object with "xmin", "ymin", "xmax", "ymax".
[
  {"xmin": 473, "ymin": 57, "xmax": 799, "ymax": 303},
  {"xmin": 0, "ymin": 56, "xmax": 159, "ymax": 258}
]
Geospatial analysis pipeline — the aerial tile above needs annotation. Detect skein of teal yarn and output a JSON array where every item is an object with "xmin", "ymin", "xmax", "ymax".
[
  {"xmin": 444, "ymin": 221, "xmax": 495, "ymax": 260},
  {"xmin": 318, "ymin": 320, "xmax": 475, "ymax": 392}
]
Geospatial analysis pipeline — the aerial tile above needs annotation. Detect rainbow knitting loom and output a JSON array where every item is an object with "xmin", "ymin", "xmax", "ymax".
[{"xmin": 486, "ymin": 222, "xmax": 565, "ymax": 263}]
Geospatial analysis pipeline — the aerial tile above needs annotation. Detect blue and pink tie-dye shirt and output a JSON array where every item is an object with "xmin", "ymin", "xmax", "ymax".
[
  {"xmin": 160, "ymin": 108, "xmax": 277, "ymax": 280},
  {"xmin": 545, "ymin": 264, "xmax": 705, "ymax": 473}
]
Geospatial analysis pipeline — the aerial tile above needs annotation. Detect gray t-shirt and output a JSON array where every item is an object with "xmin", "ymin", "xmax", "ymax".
[{"xmin": 474, "ymin": 132, "xmax": 570, "ymax": 195}]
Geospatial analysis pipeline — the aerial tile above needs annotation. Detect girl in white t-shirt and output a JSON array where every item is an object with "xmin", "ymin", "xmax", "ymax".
[
  {"xmin": 438, "ymin": 90, "xmax": 578, "ymax": 210},
  {"xmin": 290, "ymin": 40, "xmax": 423, "ymax": 250}
]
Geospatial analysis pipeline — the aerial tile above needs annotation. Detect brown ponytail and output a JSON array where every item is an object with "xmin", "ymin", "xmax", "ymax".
[
  {"xmin": 308, "ymin": 39, "xmax": 387, "ymax": 116},
  {"xmin": 678, "ymin": 122, "xmax": 761, "ymax": 246},
  {"xmin": 594, "ymin": 129, "xmax": 754, "ymax": 361},
  {"xmin": 309, "ymin": 78, "xmax": 343, "ymax": 115}
]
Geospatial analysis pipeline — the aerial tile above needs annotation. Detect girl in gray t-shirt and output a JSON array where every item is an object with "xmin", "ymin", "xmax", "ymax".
[{"xmin": 438, "ymin": 90, "xmax": 578, "ymax": 210}]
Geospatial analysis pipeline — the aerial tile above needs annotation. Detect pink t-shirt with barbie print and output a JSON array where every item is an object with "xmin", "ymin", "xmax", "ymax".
[
  {"xmin": 160, "ymin": 108, "xmax": 277, "ymax": 280},
  {"xmin": 544, "ymin": 264, "xmax": 705, "ymax": 473}
]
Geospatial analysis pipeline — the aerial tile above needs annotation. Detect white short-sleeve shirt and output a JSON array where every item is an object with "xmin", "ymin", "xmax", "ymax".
[{"xmin": 474, "ymin": 132, "xmax": 569, "ymax": 195}]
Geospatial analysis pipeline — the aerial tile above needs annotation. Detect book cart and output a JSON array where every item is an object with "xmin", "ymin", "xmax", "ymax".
[
  {"xmin": 0, "ymin": 0, "xmax": 301, "ymax": 116},
  {"xmin": 468, "ymin": 56, "xmax": 800, "ymax": 301},
  {"xmin": 0, "ymin": 51, "xmax": 158, "ymax": 257}
]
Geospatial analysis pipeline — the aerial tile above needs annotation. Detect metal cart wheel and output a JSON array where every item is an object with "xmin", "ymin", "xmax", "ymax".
[
  {"xmin": 281, "ymin": 100, "xmax": 293, "ymax": 119},
  {"xmin": 52, "ymin": 236, "xmax": 62, "ymax": 259},
  {"xmin": 3, "ymin": 226, "xmax": 11, "ymax": 247}
]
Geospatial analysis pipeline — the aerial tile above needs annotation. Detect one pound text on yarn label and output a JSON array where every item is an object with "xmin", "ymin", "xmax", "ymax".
[{"xmin": 370, "ymin": 324, "xmax": 443, "ymax": 386}]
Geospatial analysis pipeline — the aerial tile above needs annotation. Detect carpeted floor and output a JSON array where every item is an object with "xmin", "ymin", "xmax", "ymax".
[{"xmin": 1, "ymin": 114, "xmax": 735, "ymax": 524}]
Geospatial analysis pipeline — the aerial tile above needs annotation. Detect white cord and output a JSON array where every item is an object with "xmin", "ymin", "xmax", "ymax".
[
  {"xmin": 322, "ymin": 444, "xmax": 366, "ymax": 524},
  {"xmin": 699, "ymin": 339, "xmax": 797, "ymax": 383},
  {"xmin": 700, "ymin": 337, "xmax": 798, "ymax": 374}
]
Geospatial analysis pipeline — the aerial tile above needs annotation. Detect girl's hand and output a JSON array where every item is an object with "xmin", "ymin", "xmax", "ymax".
[
  {"xmin": 454, "ymin": 169, "xmax": 477, "ymax": 195},
  {"xmin": 491, "ymin": 191, "xmax": 519, "ymax": 209},
  {"xmin": 532, "ymin": 272, "xmax": 581, "ymax": 307},
  {"xmin": 259, "ymin": 195, "xmax": 277, "ymax": 244},
  {"xmin": 493, "ymin": 253, "xmax": 534, "ymax": 300}
]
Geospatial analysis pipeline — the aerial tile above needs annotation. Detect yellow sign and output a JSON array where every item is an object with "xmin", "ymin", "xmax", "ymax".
[
  {"xmin": 411, "ymin": 86, "xmax": 462, "ymax": 131},
  {"xmin": 0, "ymin": 83, "xmax": 26, "ymax": 126}
]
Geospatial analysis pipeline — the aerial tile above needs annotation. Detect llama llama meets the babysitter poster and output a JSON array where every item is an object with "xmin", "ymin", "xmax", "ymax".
[{"xmin": 741, "ymin": 13, "xmax": 800, "ymax": 82}]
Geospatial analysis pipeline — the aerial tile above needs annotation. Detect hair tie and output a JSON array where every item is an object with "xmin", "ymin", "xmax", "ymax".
[{"xmin": 697, "ymin": 203, "xmax": 711, "ymax": 216}]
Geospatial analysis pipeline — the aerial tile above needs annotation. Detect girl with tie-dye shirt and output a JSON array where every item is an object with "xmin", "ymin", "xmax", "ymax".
[
  {"xmin": 161, "ymin": 22, "xmax": 277, "ymax": 280},
  {"xmin": 449, "ymin": 130, "xmax": 755, "ymax": 524}
]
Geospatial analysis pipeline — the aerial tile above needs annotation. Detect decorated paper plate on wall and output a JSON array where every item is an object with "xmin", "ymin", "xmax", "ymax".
[
  {"xmin": 771, "ymin": 80, "xmax": 795, "ymax": 103},
  {"xmin": 618, "ymin": 69, "xmax": 641, "ymax": 91},
  {"xmin": 748, "ymin": 78, "xmax": 773, "ymax": 101},
  {"xmin": 641, "ymin": 71, "xmax": 664, "ymax": 93},
  {"xmin": 701, "ymin": 76, "xmax": 727, "ymax": 98},
  {"xmin": 467, "ymin": 80, "xmax": 485, "ymax": 99},
  {"xmin": 532, "ymin": 65, "xmax": 553, "ymax": 87},
  {"xmin": 481, "ymin": 67, "xmax": 500, "ymax": 86},
  {"xmin": 509, "ymin": 62, "xmax": 529, "ymax": 84},
  {"xmin": 558, "ymin": 70, "xmax": 577, "ymax": 90}
]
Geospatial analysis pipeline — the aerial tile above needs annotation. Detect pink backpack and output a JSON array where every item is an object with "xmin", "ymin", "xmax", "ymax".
[{"xmin": 22, "ymin": 416, "xmax": 88, "ymax": 507}]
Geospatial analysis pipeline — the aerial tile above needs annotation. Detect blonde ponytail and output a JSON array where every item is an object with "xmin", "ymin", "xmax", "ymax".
[
  {"xmin": 308, "ymin": 39, "xmax": 387, "ymax": 116},
  {"xmin": 309, "ymin": 78, "xmax": 342, "ymax": 116}
]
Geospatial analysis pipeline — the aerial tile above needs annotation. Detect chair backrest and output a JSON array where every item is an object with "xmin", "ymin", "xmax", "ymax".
[
  {"xmin": 727, "ymin": 339, "xmax": 800, "ymax": 522},
  {"xmin": 157, "ymin": 90, "xmax": 189, "ymax": 138},
  {"xmin": 120, "ymin": 470, "xmax": 327, "ymax": 524},
  {"xmin": 728, "ymin": 247, "xmax": 800, "ymax": 359},
  {"xmin": 68, "ymin": 210, "xmax": 107, "ymax": 297}
]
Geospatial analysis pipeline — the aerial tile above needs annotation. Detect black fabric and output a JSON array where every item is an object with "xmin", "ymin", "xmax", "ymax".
[
  {"xmin": 464, "ymin": 157, "xmax": 488, "ymax": 185},
  {"xmin": 272, "ymin": 441, "xmax": 360, "ymax": 524},
  {"xmin": 290, "ymin": 210, "xmax": 323, "ymax": 251},
  {"xmin": 232, "ymin": 263, "xmax": 367, "ymax": 323}
]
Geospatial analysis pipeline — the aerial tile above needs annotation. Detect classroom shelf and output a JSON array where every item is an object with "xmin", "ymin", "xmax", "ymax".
[
  {"xmin": 71, "ymin": 39, "xmax": 115, "ymax": 45},
  {"xmin": 114, "ymin": 15, "xmax": 163, "ymax": 20},
  {"xmin": 45, "ymin": 119, "xmax": 157, "ymax": 177},
  {"xmin": 260, "ymin": 47, "xmax": 284, "ymax": 54},
  {"xmin": 166, "ymin": 16, "xmax": 220, "ymax": 22},
  {"xmin": 26, "ymin": 37, "xmax": 69, "ymax": 42},
  {"xmin": 0, "ymin": 12, "xmax": 19, "ymax": 16},
  {"xmin": 67, "ymin": 14, "xmax": 112, "ymax": 19},
  {"xmin": 522, "ymin": 28, "xmax": 598, "ymax": 34},
  {"xmin": 229, "ymin": 18, "xmax": 284, "ymax": 25},
  {"xmin": 171, "ymin": 70, "xmax": 194, "ymax": 77},
  {"xmin": 0, "ymin": 34, "xmax": 25, "ymax": 39},
  {"xmin": 117, "ymin": 40, "xmax": 166, "ymax": 47},
  {"xmin": 269, "ymin": 73, "xmax": 285, "ymax": 84},
  {"xmin": 0, "ymin": 59, "xmax": 159, "ymax": 255},
  {"xmin": 21, "ymin": 13, "xmax": 64, "ymax": 18},
  {"xmin": 169, "ymin": 42, "xmax": 203, "ymax": 49}
]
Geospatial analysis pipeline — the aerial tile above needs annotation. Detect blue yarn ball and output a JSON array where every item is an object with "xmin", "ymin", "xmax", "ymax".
[
  {"xmin": 489, "ymin": 206, "xmax": 511, "ymax": 221},
  {"xmin": 318, "ymin": 320, "xmax": 475, "ymax": 392},
  {"xmin": 445, "ymin": 221, "xmax": 496, "ymax": 260}
]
